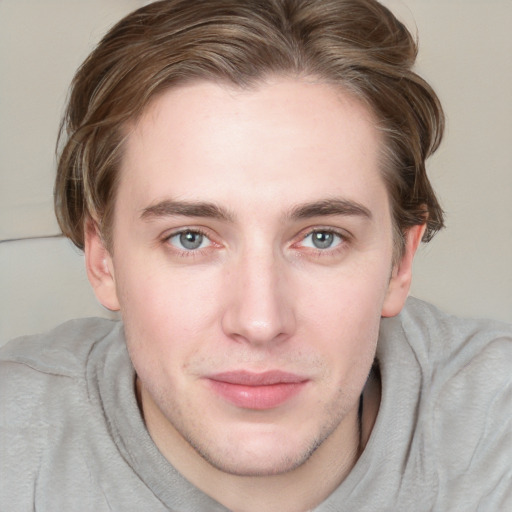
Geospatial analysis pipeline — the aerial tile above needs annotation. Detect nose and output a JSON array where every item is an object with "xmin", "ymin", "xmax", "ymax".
[{"xmin": 221, "ymin": 249, "xmax": 296, "ymax": 347}]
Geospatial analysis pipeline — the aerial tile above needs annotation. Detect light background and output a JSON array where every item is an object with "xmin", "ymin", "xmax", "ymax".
[{"xmin": 1, "ymin": 0, "xmax": 511, "ymax": 343}]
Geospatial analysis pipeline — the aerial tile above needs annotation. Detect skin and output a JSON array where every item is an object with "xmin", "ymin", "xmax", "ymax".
[{"xmin": 86, "ymin": 78, "xmax": 424, "ymax": 512}]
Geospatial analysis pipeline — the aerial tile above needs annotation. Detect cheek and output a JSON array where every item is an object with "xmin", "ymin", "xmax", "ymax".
[
  {"xmin": 297, "ymin": 262, "xmax": 389, "ymax": 372},
  {"xmin": 114, "ymin": 263, "xmax": 222, "ymax": 360},
  {"xmin": 301, "ymin": 259, "xmax": 390, "ymax": 330},
  {"xmin": 117, "ymin": 257, "xmax": 215, "ymax": 316}
]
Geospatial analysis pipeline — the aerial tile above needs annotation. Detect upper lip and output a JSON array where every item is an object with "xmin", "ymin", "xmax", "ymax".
[{"xmin": 207, "ymin": 370, "xmax": 308, "ymax": 386}]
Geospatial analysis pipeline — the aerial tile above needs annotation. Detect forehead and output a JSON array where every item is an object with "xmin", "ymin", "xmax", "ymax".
[{"xmin": 119, "ymin": 78, "xmax": 385, "ymax": 215}]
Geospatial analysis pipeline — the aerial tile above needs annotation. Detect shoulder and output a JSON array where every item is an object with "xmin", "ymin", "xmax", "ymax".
[
  {"xmin": 386, "ymin": 298, "xmax": 512, "ymax": 507},
  {"xmin": 381, "ymin": 296, "xmax": 512, "ymax": 377},
  {"xmin": 0, "ymin": 318, "xmax": 126, "ymax": 510},
  {"xmin": 390, "ymin": 296, "xmax": 510, "ymax": 353},
  {"xmin": 0, "ymin": 317, "xmax": 123, "ymax": 428},
  {"xmin": 0, "ymin": 317, "xmax": 121, "ymax": 377},
  {"xmin": 388, "ymin": 297, "xmax": 512, "ymax": 428},
  {"xmin": 0, "ymin": 317, "xmax": 124, "ymax": 429}
]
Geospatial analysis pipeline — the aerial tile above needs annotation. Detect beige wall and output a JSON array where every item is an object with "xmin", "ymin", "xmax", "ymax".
[{"xmin": 1, "ymin": 0, "xmax": 511, "ymax": 343}]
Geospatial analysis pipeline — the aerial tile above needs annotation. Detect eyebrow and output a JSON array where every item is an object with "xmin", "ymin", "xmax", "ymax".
[
  {"xmin": 288, "ymin": 198, "xmax": 372, "ymax": 221},
  {"xmin": 140, "ymin": 197, "xmax": 372, "ymax": 223},
  {"xmin": 140, "ymin": 200, "xmax": 234, "ymax": 222}
]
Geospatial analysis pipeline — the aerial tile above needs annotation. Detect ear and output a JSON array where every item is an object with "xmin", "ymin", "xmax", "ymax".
[
  {"xmin": 381, "ymin": 223, "xmax": 426, "ymax": 318},
  {"xmin": 84, "ymin": 219, "xmax": 120, "ymax": 311}
]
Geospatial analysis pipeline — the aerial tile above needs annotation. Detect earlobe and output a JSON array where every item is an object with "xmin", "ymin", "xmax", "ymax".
[
  {"xmin": 381, "ymin": 223, "xmax": 426, "ymax": 318},
  {"xmin": 84, "ymin": 220, "xmax": 120, "ymax": 311}
]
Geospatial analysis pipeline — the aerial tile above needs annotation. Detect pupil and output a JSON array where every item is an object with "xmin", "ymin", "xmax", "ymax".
[
  {"xmin": 313, "ymin": 232, "xmax": 333, "ymax": 249},
  {"xmin": 180, "ymin": 231, "xmax": 203, "ymax": 250}
]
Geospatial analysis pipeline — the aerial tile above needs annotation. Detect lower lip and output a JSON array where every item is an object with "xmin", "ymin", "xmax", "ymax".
[{"xmin": 207, "ymin": 380, "xmax": 306, "ymax": 410}]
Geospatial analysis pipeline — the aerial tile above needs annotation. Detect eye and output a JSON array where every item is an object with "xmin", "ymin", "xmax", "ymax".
[
  {"xmin": 167, "ymin": 230, "xmax": 211, "ymax": 251},
  {"xmin": 301, "ymin": 230, "xmax": 343, "ymax": 250}
]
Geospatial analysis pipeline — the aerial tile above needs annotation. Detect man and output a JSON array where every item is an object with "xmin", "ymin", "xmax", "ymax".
[{"xmin": 0, "ymin": 0, "xmax": 510, "ymax": 510}]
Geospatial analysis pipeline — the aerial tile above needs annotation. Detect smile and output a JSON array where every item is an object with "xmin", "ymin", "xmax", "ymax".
[{"xmin": 206, "ymin": 371, "xmax": 309, "ymax": 410}]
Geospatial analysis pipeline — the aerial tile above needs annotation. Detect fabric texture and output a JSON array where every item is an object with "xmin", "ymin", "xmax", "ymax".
[{"xmin": 1, "ymin": 297, "xmax": 511, "ymax": 511}]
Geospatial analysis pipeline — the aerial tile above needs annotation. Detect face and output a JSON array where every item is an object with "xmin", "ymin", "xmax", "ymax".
[{"xmin": 87, "ymin": 78, "xmax": 416, "ymax": 477}]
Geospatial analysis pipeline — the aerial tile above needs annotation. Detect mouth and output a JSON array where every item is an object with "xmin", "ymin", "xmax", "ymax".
[{"xmin": 205, "ymin": 370, "xmax": 309, "ymax": 410}]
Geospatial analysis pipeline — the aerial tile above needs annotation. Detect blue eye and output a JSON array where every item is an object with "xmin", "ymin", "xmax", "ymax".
[
  {"xmin": 302, "ymin": 230, "xmax": 342, "ymax": 250},
  {"xmin": 168, "ymin": 230, "xmax": 211, "ymax": 250}
]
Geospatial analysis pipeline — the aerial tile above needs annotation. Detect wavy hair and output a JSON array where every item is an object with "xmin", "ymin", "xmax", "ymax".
[{"xmin": 55, "ymin": 0, "xmax": 444, "ymax": 256}]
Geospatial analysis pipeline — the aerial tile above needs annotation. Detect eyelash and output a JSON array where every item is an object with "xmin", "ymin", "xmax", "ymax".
[
  {"xmin": 294, "ymin": 228, "xmax": 349, "ymax": 256},
  {"xmin": 162, "ymin": 228, "xmax": 217, "ymax": 258},
  {"xmin": 161, "ymin": 227, "xmax": 350, "ymax": 259}
]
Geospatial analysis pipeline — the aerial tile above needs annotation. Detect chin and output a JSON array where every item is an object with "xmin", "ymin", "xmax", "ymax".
[
  {"xmin": 189, "ymin": 425, "xmax": 325, "ymax": 477},
  {"xmin": 197, "ymin": 447, "xmax": 317, "ymax": 477}
]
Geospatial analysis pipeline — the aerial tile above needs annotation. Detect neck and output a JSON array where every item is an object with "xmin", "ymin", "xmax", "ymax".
[{"xmin": 137, "ymin": 374, "xmax": 380, "ymax": 512}]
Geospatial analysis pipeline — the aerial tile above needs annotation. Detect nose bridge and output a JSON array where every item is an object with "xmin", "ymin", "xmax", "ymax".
[{"xmin": 222, "ymin": 242, "xmax": 294, "ymax": 345}]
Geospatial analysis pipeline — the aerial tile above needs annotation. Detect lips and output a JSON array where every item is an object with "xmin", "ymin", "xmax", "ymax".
[{"xmin": 206, "ymin": 371, "xmax": 308, "ymax": 410}]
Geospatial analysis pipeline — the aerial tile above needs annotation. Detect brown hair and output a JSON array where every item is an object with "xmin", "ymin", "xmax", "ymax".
[{"xmin": 55, "ymin": 0, "xmax": 444, "ymax": 254}]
